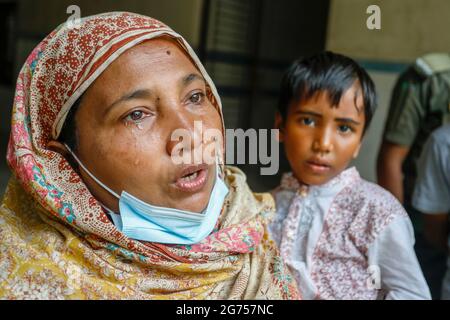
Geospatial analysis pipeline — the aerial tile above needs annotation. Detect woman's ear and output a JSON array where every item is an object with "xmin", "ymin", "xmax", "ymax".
[
  {"xmin": 274, "ymin": 112, "xmax": 285, "ymax": 142},
  {"xmin": 47, "ymin": 140, "xmax": 70, "ymax": 157}
]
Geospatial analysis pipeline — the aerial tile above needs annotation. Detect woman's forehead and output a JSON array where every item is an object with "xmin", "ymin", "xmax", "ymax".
[
  {"xmin": 85, "ymin": 38, "xmax": 202, "ymax": 98},
  {"xmin": 112, "ymin": 38, "xmax": 195, "ymax": 71},
  {"xmin": 121, "ymin": 37, "xmax": 183, "ymax": 57}
]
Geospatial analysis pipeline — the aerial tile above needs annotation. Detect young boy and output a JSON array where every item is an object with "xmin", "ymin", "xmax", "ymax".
[{"xmin": 269, "ymin": 51, "xmax": 431, "ymax": 300}]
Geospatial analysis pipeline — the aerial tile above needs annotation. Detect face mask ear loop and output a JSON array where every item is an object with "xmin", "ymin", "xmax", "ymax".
[
  {"xmin": 64, "ymin": 143, "xmax": 121, "ymax": 199},
  {"xmin": 215, "ymin": 149, "xmax": 225, "ymax": 179},
  {"xmin": 217, "ymin": 155, "xmax": 223, "ymax": 179}
]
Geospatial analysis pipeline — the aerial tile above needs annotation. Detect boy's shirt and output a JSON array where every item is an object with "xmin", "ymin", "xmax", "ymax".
[{"xmin": 269, "ymin": 167, "xmax": 431, "ymax": 300}]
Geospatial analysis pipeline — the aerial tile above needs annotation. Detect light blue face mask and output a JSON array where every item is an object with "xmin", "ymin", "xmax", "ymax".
[{"xmin": 65, "ymin": 144, "xmax": 229, "ymax": 244}]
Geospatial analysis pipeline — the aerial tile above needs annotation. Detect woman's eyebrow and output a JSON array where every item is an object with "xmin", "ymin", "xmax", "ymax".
[
  {"xmin": 104, "ymin": 74, "xmax": 204, "ymax": 116},
  {"xmin": 181, "ymin": 73, "xmax": 205, "ymax": 87},
  {"xmin": 104, "ymin": 89, "xmax": 153, "ymax": 116}
]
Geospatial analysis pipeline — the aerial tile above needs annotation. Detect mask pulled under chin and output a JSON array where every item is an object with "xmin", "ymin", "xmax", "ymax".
[{"xmin": 64, "ymin": 143, "xmax": 229, "ymax": 244}]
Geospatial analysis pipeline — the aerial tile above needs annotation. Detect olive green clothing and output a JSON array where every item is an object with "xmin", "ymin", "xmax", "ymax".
[{"xmin": 383, "ymin": 53, "xmax": 450, "ymax": 206}]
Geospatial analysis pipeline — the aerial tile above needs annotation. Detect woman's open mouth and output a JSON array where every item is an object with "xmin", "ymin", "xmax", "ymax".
[{"xmin": 174, "ymin": 164, "xmax": 209, "ymax": 193}]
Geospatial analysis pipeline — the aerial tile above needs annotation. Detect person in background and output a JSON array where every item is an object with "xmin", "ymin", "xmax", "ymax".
[
  {"xmin": 377, "ymin": 53, "xmax": 450, "ymax": 298},
  {"xmin": 412, "ymin": 124, "xmax": 450, "ymax": 300}
]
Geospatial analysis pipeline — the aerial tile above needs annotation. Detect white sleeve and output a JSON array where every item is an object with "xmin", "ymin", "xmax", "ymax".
[
  {"xmin": 367, "ymin": 216, "xmax": 431, "ymax": 300},
  {"xmin": 412, "ymin": 130, "xmax": 450, "ymax": 214}
]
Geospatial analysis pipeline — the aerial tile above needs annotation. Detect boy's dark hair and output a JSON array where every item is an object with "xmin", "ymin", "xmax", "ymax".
[{"xmin": 277, "ymin": 51, "xmax": 377, "ymax": 133}]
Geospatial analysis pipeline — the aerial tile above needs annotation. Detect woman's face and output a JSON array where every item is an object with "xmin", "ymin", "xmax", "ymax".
[{"xmin": 68, "ymin": 38, "xmax": 222, "ymax": 213}]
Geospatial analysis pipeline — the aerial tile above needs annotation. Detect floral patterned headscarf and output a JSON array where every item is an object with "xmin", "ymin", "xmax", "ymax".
[{"xmin": 0, "ymin": 12, "xmax": 299, "ymax": 299}]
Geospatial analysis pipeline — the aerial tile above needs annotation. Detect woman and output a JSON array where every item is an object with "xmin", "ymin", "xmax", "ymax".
[{"xmin": 0, "ymin": 12, "xmax": 299, "ymax": 299}]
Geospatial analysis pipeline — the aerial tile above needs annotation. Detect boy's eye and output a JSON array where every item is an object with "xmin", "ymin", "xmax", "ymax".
[
  {"xmin": 338, "ymin": 125, "xmax": 352, "ymax": 133},
  {"xmin": 301, "ymin": 117, "xmax": 315, "ymax": 126},
  {"xmin": 189, "ymin": 92, "xmax": 205, "ymax": 104}
]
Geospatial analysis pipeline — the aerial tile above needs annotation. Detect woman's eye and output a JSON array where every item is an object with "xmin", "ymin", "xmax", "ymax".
[
  {"xmin": 301, "ymin": 118, "xmax": 315, "ymax": 126},
  {"xmin": 189, "ymin": 92, "xmax": 204, "ymax": 104},
  {"xmin": 125, "ymin": 110, "xmax": 145, "ymax": 122}
]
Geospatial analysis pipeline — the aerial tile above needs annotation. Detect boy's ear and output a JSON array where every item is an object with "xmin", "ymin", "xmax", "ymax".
[
  {"xmin": 352, "ymin": 143, "xmax": 362, "ymax": 159},
  {"xmin": 274, "ymin": 112, "xmax": 285, "ymax": 142}
]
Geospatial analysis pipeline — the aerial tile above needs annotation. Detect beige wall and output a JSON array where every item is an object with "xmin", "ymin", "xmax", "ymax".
[
  {"xmin": 327, "ymin": 0, "xmax": 450, "ymax": 62},
  {"xmin": 327, "ymin": 0, "xmax": 450, "ymax": 182}
]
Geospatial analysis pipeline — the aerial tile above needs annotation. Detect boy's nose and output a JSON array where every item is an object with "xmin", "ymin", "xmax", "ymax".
[{"xmin": 312, "ymin": 129, "xmax": 334, "ymax": 154}]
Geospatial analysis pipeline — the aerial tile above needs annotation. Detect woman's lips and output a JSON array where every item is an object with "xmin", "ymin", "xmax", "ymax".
[
  {"xmin": 174, "ymin": 164, "xmax": 209, "ymax": 193},
  {"xmin": 305, "ymin": 160, "xmax": 332, "ymax": 174}
]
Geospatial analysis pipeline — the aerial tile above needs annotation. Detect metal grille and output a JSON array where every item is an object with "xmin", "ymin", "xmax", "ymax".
[{"xmin": 201, "ymin": 0, "xmax": 261, "ymax": 129}]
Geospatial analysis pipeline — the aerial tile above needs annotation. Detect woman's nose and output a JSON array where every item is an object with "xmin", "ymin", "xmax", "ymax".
[
  {"xmin": 312, "ymin": 128, "xmax": 334, "ymax": 154},
  {"xmin": 165, "ymin": 111, "xmax": 203, "ymax": 159}
]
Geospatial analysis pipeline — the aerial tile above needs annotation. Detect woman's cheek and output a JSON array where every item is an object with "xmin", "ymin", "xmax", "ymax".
[{"xmin": 205, "ymin": 107, "xmax": 223, "ymax": 130}]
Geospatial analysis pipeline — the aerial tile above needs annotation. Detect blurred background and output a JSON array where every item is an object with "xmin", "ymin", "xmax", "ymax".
[{"xmin": 0, "ymin": 0, "xmax": 450, "ymax": 194}]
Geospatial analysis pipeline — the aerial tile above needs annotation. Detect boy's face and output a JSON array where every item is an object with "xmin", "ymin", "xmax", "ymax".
[{"xmin": 276, "ymin": 83, "xmax": 365, "ymax": 186}]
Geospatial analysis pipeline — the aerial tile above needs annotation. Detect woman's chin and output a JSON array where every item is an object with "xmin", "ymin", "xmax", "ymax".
[
  {"xmin": 176, "ymin": 199, "xmax": 209, "ymax": 213},
  {"xmin": 184, "ymin": 183, "xmax": 216, "ymax": 213}
]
